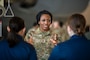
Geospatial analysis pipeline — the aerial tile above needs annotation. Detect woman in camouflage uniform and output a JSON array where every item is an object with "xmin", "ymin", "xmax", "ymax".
[{"xmin": 25, "ymin": 10, "xmax": 58, "ymax": 60}]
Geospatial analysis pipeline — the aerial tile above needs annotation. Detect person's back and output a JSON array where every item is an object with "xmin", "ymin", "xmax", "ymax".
[
  {"xmin": 0, "ymin": 17, "xmax": 37, "ymax": 60},
  {"xmin": 0, "ymin": 36, "xmax": 37, "ymax": 60},
  {"xmin": 65, "ymin": 35, "xmax": 90, "ymax": 60},
  {"xmin": 48, "ymin": 13, "xmax": 90, "ymax": 60},
  {"xmin": 49, "ymin": 35, "xmax": 90, "ymax": 60}
]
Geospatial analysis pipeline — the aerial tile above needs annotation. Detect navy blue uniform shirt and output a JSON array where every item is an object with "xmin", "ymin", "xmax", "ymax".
[
  {"xmin": 0, "ymin": 35, "xmax": 37, "ymax": 60},
  {"xmin": 49, "ymin": 35, "xmax": 90, "ymax": 60}
]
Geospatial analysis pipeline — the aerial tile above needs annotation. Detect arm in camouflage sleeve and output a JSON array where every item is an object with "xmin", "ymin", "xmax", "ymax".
[{"xmin": 24, "ymin": 29, "xmax": 33, "ymax": 45}]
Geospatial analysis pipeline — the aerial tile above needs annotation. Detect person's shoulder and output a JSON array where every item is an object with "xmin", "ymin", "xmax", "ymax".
[
  {"xmin": 23, "ymin": 41, "xmax": 35, "ymax": 50},
  {"xmin": 85, "ymin": 32, "xmax": 90, "ymax": 40},
  {"xmin": 0, "ymin": 38, "xmax": 6, "ymax": 43},
  {"xmin": 29, "ymin": 27, "xmax": 39, "ymax": 32},
  {"xmin": 51, "ymin": 40, "xmax": 71, "ymax": 56},
  {"xmin": 27, "ymin": 28, "xmax": 35, "ymax": 32},
  {"xmin": 55, "ymin": 39, "xmax": 70, "ymax": 50},
  {"xmin": 0, "ymin": 39, "xmax": 7, "ymax": 47},
  {"xmin": 28, "ymin": 27, "xmax": 39, "ymax": 34}
]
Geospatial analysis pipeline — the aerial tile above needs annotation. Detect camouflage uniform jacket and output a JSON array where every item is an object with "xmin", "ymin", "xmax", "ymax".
[{"xmin": 25, "ymin": 27, "xmax": 55, "ymax": 60}]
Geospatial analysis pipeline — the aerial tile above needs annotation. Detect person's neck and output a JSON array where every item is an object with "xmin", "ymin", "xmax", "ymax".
[
  {"xmin": 69, "ymin": 31, "xmax": 76, "ymax": 37},
  {"xmin": 18, "ymin": 31, "xmax": 23, "ymax": 37},
  {"xmin": 39, "ymin": 27, "xmax": 49, "ymax": 32}
]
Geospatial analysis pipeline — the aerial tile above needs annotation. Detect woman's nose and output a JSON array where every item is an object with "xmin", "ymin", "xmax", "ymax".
[{"xmin": 45, "ymin": 21, "xmax": 48, "ymax": 24}]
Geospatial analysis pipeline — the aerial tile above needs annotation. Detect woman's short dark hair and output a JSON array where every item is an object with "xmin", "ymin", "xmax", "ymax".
[
  {"xmin": 36, "ymin": 10, "xmax": 53, "ymax": 24},
  {"xmin": 67, "ymin": 13, "xmax": 86, "ymax": 35},
  {"xmin": 7, "ymin": 17, "xmax": 25, "ymax": 48}
]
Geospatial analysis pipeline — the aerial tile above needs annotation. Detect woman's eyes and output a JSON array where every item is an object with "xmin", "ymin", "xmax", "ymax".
[
  {"xmin": 48, "ymin": 20, "xmax": 51, "ymax": 22},
  {"xmin": 42, "ymin": 19, "xmax": 45, "ymax": 22},
  {"xmin": 42, "ymin": 19, "xmax": 51, "ymax": 22}
]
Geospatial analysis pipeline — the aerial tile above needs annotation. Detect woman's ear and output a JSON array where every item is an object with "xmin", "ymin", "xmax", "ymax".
[
  {"xmin": 23, "ymin": 28, "xmax": 26, "ymax": 33},
  {"xmin": 19, "ymin": 27, "xmax": 26, "ymax": 37},
  {"xmin": 7, "ymin": 26, "xmax": 10, "ymax": 32}
]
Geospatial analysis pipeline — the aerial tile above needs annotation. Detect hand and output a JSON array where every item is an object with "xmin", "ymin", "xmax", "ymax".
[
  {"xmin": 50, "ymin": 34, "xmax": 58, "ymax": 46},
  {"xmin": 50, "ymin": 38, "xmax": 57, "ymax": 46},
  {"xmin": 28, "ymin": 36, "xmax": 33, "ymax": 45}
]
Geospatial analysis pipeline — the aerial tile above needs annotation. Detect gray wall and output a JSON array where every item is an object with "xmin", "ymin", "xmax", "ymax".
[{"xmin": 1, "ymin": 0, "xmax": 89, "ymax": 38}]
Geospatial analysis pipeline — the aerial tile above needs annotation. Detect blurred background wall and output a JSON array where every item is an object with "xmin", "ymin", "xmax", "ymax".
[{"xmin": 0, "ymin": 0, "xmax": 90, "ymax": 38}]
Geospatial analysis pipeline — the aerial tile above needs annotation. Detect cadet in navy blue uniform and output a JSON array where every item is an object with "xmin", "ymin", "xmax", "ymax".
[
  {"xmin": 0, "ymin": 17, "xmax": 37, "ymax": 60},
  {"xmin": 48, "ymin": 14, "xmax": 90, "ymax": 60}
]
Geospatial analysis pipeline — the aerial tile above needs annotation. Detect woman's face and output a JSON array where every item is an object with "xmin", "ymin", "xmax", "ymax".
[{"xmin": 39, "ymin": 14, "xmax": 51, "ymax": 31}]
